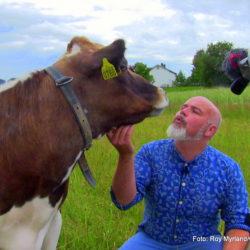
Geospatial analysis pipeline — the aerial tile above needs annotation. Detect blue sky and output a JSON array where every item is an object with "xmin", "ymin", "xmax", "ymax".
[{"xmin": 0, "ymin": 0, "xmax": 249, "ymax": 80}]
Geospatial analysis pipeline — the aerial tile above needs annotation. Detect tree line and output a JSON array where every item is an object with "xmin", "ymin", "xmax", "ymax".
[{"xmin": 134, "ymin": 41, "xmax": 238, "ymax": 87}]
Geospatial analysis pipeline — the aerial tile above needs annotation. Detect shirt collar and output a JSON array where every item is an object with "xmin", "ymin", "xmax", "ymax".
[{"xmin": 169, "ymin": 139, "xmax": 209, "ymax": 164}]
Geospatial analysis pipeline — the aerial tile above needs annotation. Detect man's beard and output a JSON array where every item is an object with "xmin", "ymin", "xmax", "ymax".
[{"xmin": 166, "ymin": 124, "xmax": 205, "ymax": 141}]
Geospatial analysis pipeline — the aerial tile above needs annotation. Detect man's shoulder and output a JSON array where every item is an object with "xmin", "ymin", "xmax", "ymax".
[
  {"xmin": 135, "ymin": 139, "xmax": 173, "ymax": 165},
  {"xmin": 143, "ymin": 139, "xmax": 173, "ymax": 149},
  {"xmin": 207, "ymin": 145, "xmax": 239, "ymax": 167},
  {"xmin": 137, "ymin": 139, "xmax": 173, "ymax": 156}
]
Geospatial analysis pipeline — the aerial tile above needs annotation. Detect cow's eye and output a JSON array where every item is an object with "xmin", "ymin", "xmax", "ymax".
[
  {"xmin": 119, "ymin": 58, "xmax": 128, "ymax": 72},
  {"xmin": 120, "ymin": 64, "xmax": 127, "ymax": 72}
]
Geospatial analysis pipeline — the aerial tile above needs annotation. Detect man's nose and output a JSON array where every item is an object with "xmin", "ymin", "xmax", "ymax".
[{"xmin": 180, "ymin": 107, "xmax": 190, "ymax": 116}]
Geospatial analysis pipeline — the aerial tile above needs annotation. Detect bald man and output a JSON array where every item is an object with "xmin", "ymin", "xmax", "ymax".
[{"xmin": 108, "ymin": 96, "xmax": 250, "ymax": 250}]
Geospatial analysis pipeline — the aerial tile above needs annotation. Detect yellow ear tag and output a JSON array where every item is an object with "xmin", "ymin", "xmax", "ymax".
[{"xmin": 101, "ymin": 58, "xmax": 118, "ymax": 80}]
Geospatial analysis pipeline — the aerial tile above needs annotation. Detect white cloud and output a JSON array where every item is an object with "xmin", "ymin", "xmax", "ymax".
[{"xmin": 0, "ymin": 0, "xmax": 249, "ymax": 80}]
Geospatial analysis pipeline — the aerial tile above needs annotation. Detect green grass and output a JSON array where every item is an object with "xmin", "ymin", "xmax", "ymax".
[
  {"xmin": 163, "ymin": 86, "xmax": 204, "ymax": 93},
  {"xmin": 58, "ymin": 86, "xmax": 250, "ymax": 250}
]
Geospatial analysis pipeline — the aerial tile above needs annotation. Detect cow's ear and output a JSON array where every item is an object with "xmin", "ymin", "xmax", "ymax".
[{"xmin": 93, "ymin": 39, "xmax": 126, "ymax": 69}]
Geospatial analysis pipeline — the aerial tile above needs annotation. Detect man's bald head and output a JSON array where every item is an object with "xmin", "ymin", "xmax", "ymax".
[{"xmin": 186, "ymin": 96, "xmax": 222, "ymax": 130}]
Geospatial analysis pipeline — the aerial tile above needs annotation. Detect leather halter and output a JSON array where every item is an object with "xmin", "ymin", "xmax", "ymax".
[{"xmin": 45, "ymin": 66, "xmax": 96, "ymax": 188}]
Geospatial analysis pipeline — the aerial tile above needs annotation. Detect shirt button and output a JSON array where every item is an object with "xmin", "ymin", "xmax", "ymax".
[
  {"xmin": 182, "ymin": 182, "xmax": 186, "ymax": 187},
  {"xmin": 184, "ymin": 163, "xmax": 188, "ymax": 167},
  {"xmin": 179, "ymin": 201, "xmax": 183, "ymax": 205},
  {"xmin": 176, "ymin": 219, "xmax": 180, "ymax": 223},
  {"xmin": 174, "ymin": 235, "xmax": 177, "ymax": 239}
]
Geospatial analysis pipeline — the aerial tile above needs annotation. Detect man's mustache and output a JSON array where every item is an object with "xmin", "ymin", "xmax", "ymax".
[{"xmin": 173, "ymin": 114, "xmax": 187, "ymax": 125}]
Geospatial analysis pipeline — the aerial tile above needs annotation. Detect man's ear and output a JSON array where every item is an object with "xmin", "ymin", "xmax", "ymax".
[{"xmin": 204, "ymin": 124, "xmax": 217, "ymax": 137}]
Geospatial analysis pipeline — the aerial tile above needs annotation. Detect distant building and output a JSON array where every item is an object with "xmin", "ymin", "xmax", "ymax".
[{"xmin": 150, "ymin": 63, "xmax": 177, "ymax": 87}]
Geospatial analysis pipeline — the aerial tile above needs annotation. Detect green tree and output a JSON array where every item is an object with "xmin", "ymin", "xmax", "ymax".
[
  {"xmin": 191, "ymin": 49, "xmax": 205, "ymax": 84},
  {"xmin": 134, "ymin": 62, "xmax": 155, "ymax": 83},
  {"xmin": 176, "ymin": 70, "xmax": 186, "ymax": 83},
  {"xmin": 173, "ymin": 70, "xmax": 186, "ymax": 86},
  {"xmin": 191, "ymin": 41, "xmax": 234, "ymax": 87}
]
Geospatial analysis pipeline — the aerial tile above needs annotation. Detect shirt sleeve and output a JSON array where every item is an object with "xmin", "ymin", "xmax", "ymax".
[
  {"xmin": 110, "ymin": 144, "xmax": 152, "ymax": 210},
  {"xmin": 221, "ymin": 161, "xmax": 250, "ymax": 234}
]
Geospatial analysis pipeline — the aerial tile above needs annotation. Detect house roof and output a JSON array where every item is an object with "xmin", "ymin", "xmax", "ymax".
[{"xmin": 150, "ymin": 64, "xmax": 177, "ymax": 76}]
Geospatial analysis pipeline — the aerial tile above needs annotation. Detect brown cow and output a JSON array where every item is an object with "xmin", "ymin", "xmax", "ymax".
[{"xmin": 0, "ymin": 37, "xmax": 168, "ymax": 250}]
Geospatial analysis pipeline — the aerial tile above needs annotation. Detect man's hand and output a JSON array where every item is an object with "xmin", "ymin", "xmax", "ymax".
[
  {"xmin": 223, "ymin": 229, "xmax": 249, "ymax": 250},
  {"xmin": 107, "ymin": 125, "xmax": 137, "ymax": 206},
  {"xmin": 107, "ymin": 125, "xmax": 135, "ymax": 155}
]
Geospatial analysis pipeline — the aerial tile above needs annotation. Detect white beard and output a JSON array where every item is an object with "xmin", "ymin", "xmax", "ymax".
[
  {"xmin": 166, "ymin": 124, "xmax": 205, "ymax": 141},
  {"xmin": 166, "ymin": 124, "xmax": 187, "ymax": 141}
]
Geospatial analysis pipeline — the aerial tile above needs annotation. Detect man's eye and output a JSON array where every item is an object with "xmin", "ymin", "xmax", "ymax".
[{"xmin": 193, "ymin": 108, "xmax": 201, "ymax": 114}]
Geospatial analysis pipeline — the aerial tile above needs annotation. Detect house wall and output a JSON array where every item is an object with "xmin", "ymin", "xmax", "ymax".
[{"xmin": 150, "ymin": 67, "xmax": 176, "ymax": 87}]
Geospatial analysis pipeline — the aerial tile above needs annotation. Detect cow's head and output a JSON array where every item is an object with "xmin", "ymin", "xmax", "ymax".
[{"xmin": 54, "ymin": 37, "xmax": 169, "ymax": 138}]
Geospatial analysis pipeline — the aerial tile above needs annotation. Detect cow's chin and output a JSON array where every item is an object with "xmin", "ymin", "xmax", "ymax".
[
  {"xmin": 92, "ymin": 113, "xmax": 147, "ymax": 139},
  {"xmin": 149, "ymin": 107, "xmax": 165, "ymax": 117}
]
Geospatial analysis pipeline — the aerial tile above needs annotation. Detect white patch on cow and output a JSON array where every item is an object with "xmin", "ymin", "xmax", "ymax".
[
  {"xmin": 149, "ymin": 88, "xmax": 169, "ymax": 117},
  {"xmin": 60, "ymin": 151, "xmax": 83, "ymax": 185},
  {"xmin": 153, "ymin": 87, "xmax": 169, "ymax": 109},
  {"xmin": 41, "ymin": 210, "xmax": 62, "ymax": 250},
  {"xmin": 0, "ymin": 196, "xmax": 62, "ymax": 250},
  {"xmin": 65, "ymin": 44, "xmax": 81, "ymax": 57},
  {"xmin": 0, "ymin": 73, "xmax": 32, "ymax": 93}
]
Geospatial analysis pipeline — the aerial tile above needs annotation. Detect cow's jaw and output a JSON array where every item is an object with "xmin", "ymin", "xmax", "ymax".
[{"xmin": 91, "ymin": 88, "xmax": 168, "ymax": 138}]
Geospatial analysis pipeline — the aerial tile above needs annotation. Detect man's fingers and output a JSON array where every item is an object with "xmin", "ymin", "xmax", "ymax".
[
  {"xmin": 107, "ymin": 125, "xmax": 134, "ymax": 145},
  {"xmin": 127, "ymin": 125, "xmax": 135, "ymax": 138},
  {"xmin": 118, "ymin": 126, "xmax": 131, "ymax": 141},
  {"xmin": 107, "ymin": 125, "xmax": 135, "ymax": 154},
  {"xmin": 107, "ymin": 126, "xmax": 127, "ymax": 144},
  {"xmin": 118, "ymin": 125, "xmax": 134, "ymax": 142}
]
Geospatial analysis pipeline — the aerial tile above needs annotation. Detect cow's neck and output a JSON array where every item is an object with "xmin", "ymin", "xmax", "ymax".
[{"xmin": 45, "ymin": 66, "xmax": 96, "ymax": 188}]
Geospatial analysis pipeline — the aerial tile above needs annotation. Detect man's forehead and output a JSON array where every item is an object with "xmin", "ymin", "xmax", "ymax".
[
  {"xmin": 184, "ymin": 97, "xmax": 213, "ymax": 112},
  {"xmin": 185, "ymin": 97, "xmax": 209, "ymax": 105}
]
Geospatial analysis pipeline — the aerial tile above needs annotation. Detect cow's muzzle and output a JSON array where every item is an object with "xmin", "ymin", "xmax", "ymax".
[{"xmin": 149, "ymin": 88, "xmax": 169, "ymax": 117}]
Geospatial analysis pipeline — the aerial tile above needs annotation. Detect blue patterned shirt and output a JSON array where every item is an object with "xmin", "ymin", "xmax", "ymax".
[{"xmin": 111, "ymin": 139, "xmax": 250, "ymax": 245}]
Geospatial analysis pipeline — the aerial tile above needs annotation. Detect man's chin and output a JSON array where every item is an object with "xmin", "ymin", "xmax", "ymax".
[
  {"xmin": 167, "ymin": 124, "xmax": 205, "ymax": 142},
  {"xmin": 166, "ymin": 124, "xmax": 187, "ymax": 140}
]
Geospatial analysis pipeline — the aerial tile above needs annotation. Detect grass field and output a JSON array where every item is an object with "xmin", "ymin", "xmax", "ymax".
[{"xmin": 58, "ymin": 86, "xmax": 250, "ymax": 250}]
